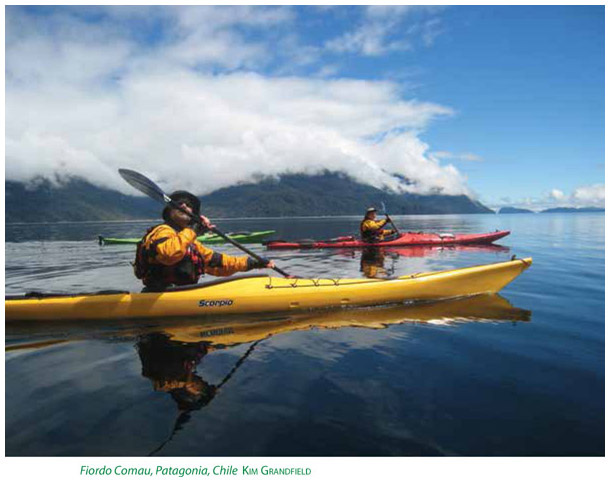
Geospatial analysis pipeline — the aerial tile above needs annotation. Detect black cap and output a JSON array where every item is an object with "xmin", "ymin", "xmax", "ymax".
[
  {"xmin": 366, "ymin": 207, "xmax": 377, "ymax": 214},
  {"xmin": 163, "ymin": 190, "xmax": 201, "ymax": 222}
]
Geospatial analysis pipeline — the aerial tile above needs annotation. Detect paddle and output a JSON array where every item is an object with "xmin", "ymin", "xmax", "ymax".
[
  {"xmin": 118, "ymin": 168, "xmax": 292, "ymax": 278},
  {"xmin": 380, "ymin": 201, "xmax": 400, "ymax": 234}
]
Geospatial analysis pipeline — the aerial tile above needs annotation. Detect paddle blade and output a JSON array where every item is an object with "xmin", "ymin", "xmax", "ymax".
[{"xmin": 119, "ymin": 169, "xmax": 170, "ymax": 204}]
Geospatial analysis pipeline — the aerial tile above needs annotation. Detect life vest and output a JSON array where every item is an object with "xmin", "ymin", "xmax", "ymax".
[
  {"xmin": 134, "ymin": 224, "xmax": 206, "ymax": 289},
  {"xmin": 360, "ymin": 219, "xmax": 384, "ymax": 242}
]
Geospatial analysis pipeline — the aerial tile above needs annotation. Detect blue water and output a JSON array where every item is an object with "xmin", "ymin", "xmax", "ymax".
[{"xmin": 5, "ymin": 213, "xmax": 604, "ymax": 456}]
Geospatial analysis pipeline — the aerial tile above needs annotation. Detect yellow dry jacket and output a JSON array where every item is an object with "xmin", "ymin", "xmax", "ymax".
[
  {"xmin": 360, "ymin": 218, "xmax": 392, "ymax": 241},
  {"xmin": 139, "ymin": 224, "xmax": 251, "ymax": 288}
]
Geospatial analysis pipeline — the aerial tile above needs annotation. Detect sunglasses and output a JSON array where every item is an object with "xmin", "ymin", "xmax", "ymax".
[{"xmin": 175, "ymin": 201, "xmax": 195, "ymax": 211}]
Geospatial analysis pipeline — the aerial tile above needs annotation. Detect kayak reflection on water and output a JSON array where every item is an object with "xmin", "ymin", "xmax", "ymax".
[
  {"xmin": 357, "ymin": 244, "xmax": 511, "ymax": 279},
  {"xmin": 5, "ymin": 293, "xmax": 531, "ymax": 455},
  {"xmin": 131, "ymin": 292, "xmax": 530, "ymax": 454}
]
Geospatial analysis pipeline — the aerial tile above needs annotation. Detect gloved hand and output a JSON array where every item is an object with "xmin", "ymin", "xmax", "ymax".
[
  {"xmin": 189, "ymin": 219, "xmax": 208, "ymax": 236},
  {"xmin": 247, "ymin": 256, "xmax": 273, "ymax": 270},
  {"xmin": 189, "ymin": 215, "xmax": 215, "ymax": 236}
]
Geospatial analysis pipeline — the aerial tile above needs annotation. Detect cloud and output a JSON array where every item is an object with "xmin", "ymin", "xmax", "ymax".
[
  {"xmin": 421, "ymin": 18, "xmax": 444, "ymax": 47},
  {"xmin": 160, "ymin": 6, "xmax": 294, "ymax": 70},
  {"xmin": 431, "ymin": 151, "xmax": 483, "ymax": 162},
  {"xmin": 549, "ymin": 189, "xmax": 565, "ymax": 201},
  {"xmin": 326, "ymin": 22, "xmax": 408, "ymax": 57},
  {"xmin": 364, "ymin": 6, "xmax": 416, "ymax": 20},
  {"xmin": 571, "ymin": 184, "xmax": 605, "ymax": 206},
  {"xmin": 5, "ymin": 6, "xmax": 470, "ymax": 198},
  {"xmin": 491, "ymin": 184, "xmax": 605, "ymax": 211},
  {"xmin": 325, "ymin": 6, "xmax": 444, "ymax": 56},
  {"xmin": 545, "ymin": 185, "xmax": 606, "ymax": 207}
]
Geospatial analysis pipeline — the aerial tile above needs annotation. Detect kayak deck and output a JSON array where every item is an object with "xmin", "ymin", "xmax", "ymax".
[
  {"xmin": 5, "ymin": 258, "xmax": 532, "ymax": 321},
  {"xmin": 264, "ymin": 230, "xmax": 510, "ymax": 249}
]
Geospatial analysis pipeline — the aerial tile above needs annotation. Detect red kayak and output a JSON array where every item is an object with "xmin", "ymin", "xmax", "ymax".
[{"xmin": 264, "ymin": 230, "xmax": 510, "ymax": 250}]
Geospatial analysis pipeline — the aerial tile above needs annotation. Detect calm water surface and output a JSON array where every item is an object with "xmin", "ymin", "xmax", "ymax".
[{"xmin": 5, "ymin": 214, "xmax": 604, "ymax": 456}]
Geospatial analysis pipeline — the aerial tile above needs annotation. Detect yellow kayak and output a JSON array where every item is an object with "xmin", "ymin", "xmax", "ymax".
[{"xmin": 5, "ymin": 258, "xmax": 532, "ymax": 322}]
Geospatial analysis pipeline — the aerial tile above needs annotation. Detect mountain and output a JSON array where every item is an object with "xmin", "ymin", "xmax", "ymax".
[
  {"xmin": 199, "ymin": 172, "xmax": 493, "ymax": 217},
  {"xmin": 541, "ymin": 206, "xmax": 604, "ymax": 213},
  {"xmin": 5, "ymin": 172, "xmax": 493, "ymax": 223},
  {"xmin": 5, "ymin": 178, "xmax": 159, "ymax": 223},
  {"xmin": 498, "ymin": 207, "xmax": 534, "ymax": 214}
]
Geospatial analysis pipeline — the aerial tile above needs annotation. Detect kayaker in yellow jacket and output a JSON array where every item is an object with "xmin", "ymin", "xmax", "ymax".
[
  {"xmin": 135, "ymin": 190, "xmax": 274, "ymax": 290},
  {"xmin": 360, "ymin": 207, "xmax": 396, "ymax": 242}
]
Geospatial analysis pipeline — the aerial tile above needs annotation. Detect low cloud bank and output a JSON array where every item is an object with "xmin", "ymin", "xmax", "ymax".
[
  {"xmin": 5, "ymin": 6, "xmax": 472, "ymax": 198},
  {"xmin": 494, "ymin": 184, "xmax": 605, "ymax": 211}
]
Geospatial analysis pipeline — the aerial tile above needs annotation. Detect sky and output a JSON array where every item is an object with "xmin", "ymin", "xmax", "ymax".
[{"xmin": 4, "ymin": 5, "xmax": 605, "ymax": 210}]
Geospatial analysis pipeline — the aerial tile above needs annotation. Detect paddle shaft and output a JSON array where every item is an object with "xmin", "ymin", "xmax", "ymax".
[
  {"xmin": 385, "ymin": 214, "xmax": 400, "ymax": 233},
  {"xmin": 380, "ymin": 202, "xmax": 400, "ymax": 234},
  {"xmin": 211, "ymin": 228, "xmax": 291, "ymax": 277}
]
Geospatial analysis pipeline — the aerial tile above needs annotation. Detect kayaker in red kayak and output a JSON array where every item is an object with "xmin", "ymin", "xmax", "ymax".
[
  {"xmin": 360, "ymin": 207, "xmax": 398, "ymax": 242},
  {"xmin": 134, "ymin": 191, "xmax": 274, "ymax": 291}
]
